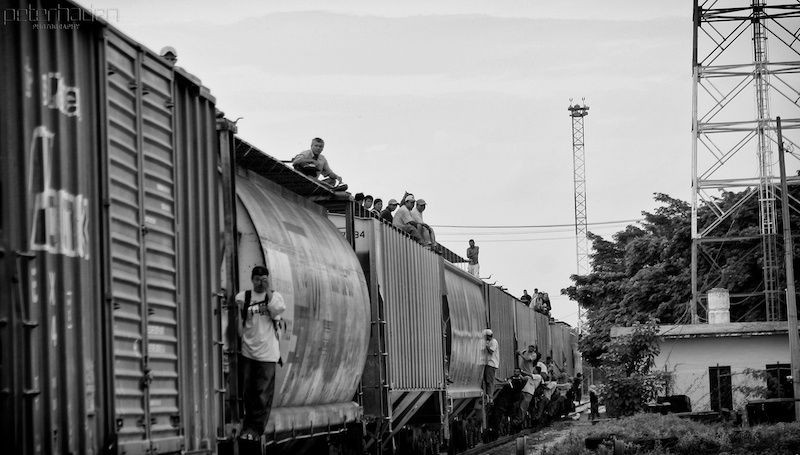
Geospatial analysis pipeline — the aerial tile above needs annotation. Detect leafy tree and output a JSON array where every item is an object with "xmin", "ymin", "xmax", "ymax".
[
  {"xmin": 598, "ymin": 320, "xmax": 663, "ymax": 417},
  {"xmin": 562, "ymin": 191, "xmax": 772, "ymax": 367}
]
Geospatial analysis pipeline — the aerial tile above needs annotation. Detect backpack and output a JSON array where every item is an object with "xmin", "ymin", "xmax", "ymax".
[{"xmin": 241, "ymin": 290, "xmax": 283, "ymax": 367}]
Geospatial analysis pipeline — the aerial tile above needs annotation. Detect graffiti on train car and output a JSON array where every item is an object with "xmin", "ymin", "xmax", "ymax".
[
  {"xmin": 27, "ymin": 125, "xmax": 90, "ymax": 260},
  {"xmin": 41, "ymin": 72, "xmax": 80, "ymax": 119}
]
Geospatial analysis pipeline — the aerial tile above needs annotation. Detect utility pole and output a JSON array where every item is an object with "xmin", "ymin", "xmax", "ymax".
[
  {"xmin": 569, "ymin": 99, "xmax": 590, "ymax": 334},
  {"xmin": 776, "ymin": 117, "xmax": 800, "ymax": 421}
]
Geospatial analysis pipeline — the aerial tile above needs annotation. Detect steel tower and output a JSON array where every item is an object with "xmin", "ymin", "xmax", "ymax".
[
  {"xmin": 569, "ymin": 99, "xmax": 590, "ymax": 332},
  {"xmin": 691, "ymin": 0, "xmax": 800, "ymax": 322}
]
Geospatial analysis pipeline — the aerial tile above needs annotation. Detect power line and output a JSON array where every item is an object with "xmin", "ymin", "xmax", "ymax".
[
  {"xmin": 436, "ymin": 224, "xmax": 627, "ymax": 237},
  {"xmin": 431, "ymin": 218, "xmax": 641, "ymax": 229},
  {"xmin": 440, "ymin": 236, "xmax": 578, "ymax": 243}
]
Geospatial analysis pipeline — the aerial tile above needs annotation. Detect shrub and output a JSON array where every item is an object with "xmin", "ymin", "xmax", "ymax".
[{"xmin": 599, "ymin": 320, "xmax": 662, "ymax": 417}]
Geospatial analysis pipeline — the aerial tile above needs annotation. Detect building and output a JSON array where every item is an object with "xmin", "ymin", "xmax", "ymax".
[{"xmin": 611, "ymin": 289, "xmax": 795, "ymax": 413}]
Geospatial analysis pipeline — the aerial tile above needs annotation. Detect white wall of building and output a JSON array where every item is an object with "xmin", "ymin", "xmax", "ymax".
[{"xmin": 656, "ymin": 334, "xmax": 791, "ymax": 411}]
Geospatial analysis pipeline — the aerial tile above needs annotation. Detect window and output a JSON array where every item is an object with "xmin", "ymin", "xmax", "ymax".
[
  {"xmin": 709, "ymin": 366, "xmax": 732, "ymax": 411},
  {"xmin": 765, "ymin": 363, "xmax": 793, "ymax": 399}
]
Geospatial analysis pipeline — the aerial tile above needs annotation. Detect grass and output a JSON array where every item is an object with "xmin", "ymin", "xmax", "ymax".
[{"xmin": 540, "ymin": 413, "xmax": 800, "ymax": 455}]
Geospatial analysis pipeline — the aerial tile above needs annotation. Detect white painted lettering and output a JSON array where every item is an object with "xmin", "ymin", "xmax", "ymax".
[
  {"xmin": 41, "ymin": 72, "xmax": 80, "ymax": 119},
  {"xmin": 27, "ymin": 126, "xmax": 90, "ymax": 260}
]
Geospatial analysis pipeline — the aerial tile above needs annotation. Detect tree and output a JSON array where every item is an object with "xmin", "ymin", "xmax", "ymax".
[
  {"xmin": 562, "ymin": 192, "xmax": 767, "ymax": 367},
  {"xmin": 599, "ymin": 319, "xmax": 663, "ymax": 417}
]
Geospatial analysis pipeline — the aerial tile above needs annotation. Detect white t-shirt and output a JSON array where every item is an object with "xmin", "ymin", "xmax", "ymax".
[
  {"xmin": 236, "ymin": 289, "xmax": 286, "ymax": 362},
  {"xmin": 523, "ymin": 373, "xmax": 543, "ymax": 395},
  {"xmin": 484, "ymin": 338, "xmax": 500, "ymax": 368},
  {"xmin": 393, "ymin": 205, "xmax": 414, "ymax": 229},
  {"xmin": 410, "ymin": 207, "xmax": 425, "ymax": 224}
]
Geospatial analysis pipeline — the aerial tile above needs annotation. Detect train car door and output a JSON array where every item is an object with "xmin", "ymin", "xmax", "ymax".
[{"xmin": 102, "ymin": 32, "xmax": 183, "ymax": 455}]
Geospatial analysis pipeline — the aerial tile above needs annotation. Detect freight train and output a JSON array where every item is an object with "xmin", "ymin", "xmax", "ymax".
[{"xmin": 0, "ymin": 2, "xmax": 580, "ymax": 454}]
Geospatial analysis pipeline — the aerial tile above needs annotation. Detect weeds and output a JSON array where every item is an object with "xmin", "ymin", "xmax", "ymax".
[{"xmin": 542, "ymin": 413, "xmax": 800, "ymax": 455}]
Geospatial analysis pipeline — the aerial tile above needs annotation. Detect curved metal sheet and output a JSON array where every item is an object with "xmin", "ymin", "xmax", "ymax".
[
  {"xmin": 486, "ymin": 286, "xmax": 517, "ymax": 381},
  {"xmin": 235, "ymin": 176, "xmax": 370, "ymax": 416},
  {"xmin": 444, "ymin": 263, "xmax": 486, "ymax": 397}
]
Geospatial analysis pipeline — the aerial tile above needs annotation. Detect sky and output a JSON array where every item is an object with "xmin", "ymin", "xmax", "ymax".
[{"xmin": 74, "ymin": 1, "xmax": 799, "ymax": 327}]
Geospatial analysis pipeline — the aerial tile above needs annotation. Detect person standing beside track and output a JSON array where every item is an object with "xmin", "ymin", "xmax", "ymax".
[
  {"xmin": 482, "ymin": 329, "xmax": 500, "ymax": 404},
  {"xmin": 236, "ymin": 266, "xmax": 286, "ymax": 441}
]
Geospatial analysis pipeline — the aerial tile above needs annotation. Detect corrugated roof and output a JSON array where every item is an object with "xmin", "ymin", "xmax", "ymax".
[
  {"xmin": 234, "ymin": 137, "xmax": 336, "ymax": 199},
  {"xmin": 611, "ymin": 321, "xmax": 797, "ymax": 339}
]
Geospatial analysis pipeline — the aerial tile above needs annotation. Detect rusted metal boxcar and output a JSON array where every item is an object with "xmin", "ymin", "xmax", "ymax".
[{"xmin": 1, "ymin": 1, "xmax": 221, "ymax": 454}]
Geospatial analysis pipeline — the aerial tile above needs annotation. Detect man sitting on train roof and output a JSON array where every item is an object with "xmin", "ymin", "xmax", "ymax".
[
  {"xmin": 411, "ymin": 199, "xmax": 437, "ymax": 248},
  {"xmin": 292, "ymin": 137, "xmax": 344, "ymax": 188},
  {"xmin": 393, "ymin": 194, "xmax": 422, "ymax": 241},
  {"xmin": 372, "ymin": 198, "xmax": 383, "ymax": 217},
  {"xmin": 520, "ymin": 290, "xmax": 532, "ymax": 307},
  {"xmin": 380, "ymin": 198, "xmax": 399, "ymax": 223}
]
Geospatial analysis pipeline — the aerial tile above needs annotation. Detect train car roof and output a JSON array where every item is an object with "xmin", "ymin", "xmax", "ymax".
[{"xmin": 234, "ymin": 137, "xmax": 339, "ymax": 199}]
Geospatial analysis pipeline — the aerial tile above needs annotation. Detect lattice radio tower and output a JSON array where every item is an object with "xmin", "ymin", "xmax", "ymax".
[
  {"xmin": 569, "ymin": 99, "xmax": 590, "ymax": 332},
  {"xmin": 691, "ymin": 0, "xmax": 800, "ymax": 322}
]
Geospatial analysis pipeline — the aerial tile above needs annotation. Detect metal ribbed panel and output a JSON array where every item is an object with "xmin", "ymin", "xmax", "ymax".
[
  {"xmin": 235, "ymin": 175, "xmax": 370, "ymax": 430},
  {"xmin": 550, "ymin": 324, "xmax": 577, "ymax": 377},
  {"xmin": 104, "ymin": 32, "xmax": 182, "ymax": 454},
  {"xmin": 172, "ymin": 72, "xmax": 219, "ymax": 451},
  {"xmin": 443, "ymin": 263, "xmax": 485, "ymax": 397},
  {"xmin": 1, "ymin": 3, "xmax": 105, "ymax": 454},
  {"xmin": 515, "ymin": 303, "xmax": 535, "ymax": 352},
  {"xmin": 535, "ymin": 312, "xmax": 551, "ymax": 358},
  {"xmin": 486, "ymin": 286, "xmax": 517, "ymax": 381},
  {"xmin": 376, "ymin": 222, "xmax": 444, "ymax": 391}
]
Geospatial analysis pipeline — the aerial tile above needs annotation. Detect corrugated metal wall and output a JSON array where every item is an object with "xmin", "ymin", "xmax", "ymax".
[
  {"xmin": 443, "ymin": 263, "xmax": 485, "ymax": 397},
  {"xmin": 1, "ymin": 4, "xmax": 106, "ymax": 454},
  {"xmin": 550, "ymin": 324, "xmax": 577, "ymax": 378},
  {"xmin": 102, "ymin": 31, "xmax": 185, "ymax": 454},
  {"xmin": 172, "ymin": 70, "xmax": 219, "ymax": 451},
  {"xmin": 375, "ymin": 222, "xmax": 444, "ymax": 391},
  {"xmin": 515, "ymin": 303, "xmax": 535, "ymax": 353},
  {"xmin": 486, "ymin": 286, "xmax": 517, "ymax": 381},
  {"xmin": 534, "ymin": 312, "xmax": 552, "ymax": 359}
]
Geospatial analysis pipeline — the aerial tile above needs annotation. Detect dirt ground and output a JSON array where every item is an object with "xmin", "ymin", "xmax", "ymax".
[{"xmin": 477, "ymin": 403, "xmax": 603, "ymax": 455}]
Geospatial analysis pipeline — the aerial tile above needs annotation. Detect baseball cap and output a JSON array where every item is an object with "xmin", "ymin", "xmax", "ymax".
[
  {"xmin": 403, "ymin": 195, "xmax": 415, "ymax": 203},
  {"xmin": 388, "ymin": 199, "xmax": 399, "ymax": 205},
  {"xmin": 484, "ymin": 329, "xmax": 493, "ymax": 336},
  {"xmin": 417, "ymin": 199, "xmax": 426, "ymax": 205}
]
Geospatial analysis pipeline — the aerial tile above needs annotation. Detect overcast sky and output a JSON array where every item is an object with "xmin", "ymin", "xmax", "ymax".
[{"xmin": 76, "ymin": 1, "xmax": 800, "ymax": 327}]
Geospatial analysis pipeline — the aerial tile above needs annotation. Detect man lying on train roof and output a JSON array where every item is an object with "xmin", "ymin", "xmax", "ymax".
[{"xmin": 292, "ymin": 137, "xmax": 344, "ymax": 187}]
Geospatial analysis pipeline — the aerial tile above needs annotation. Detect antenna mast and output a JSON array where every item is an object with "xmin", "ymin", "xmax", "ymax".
[{"xmin": 569, "ymin": 98, "xmax": 590, "ymax": 332}]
